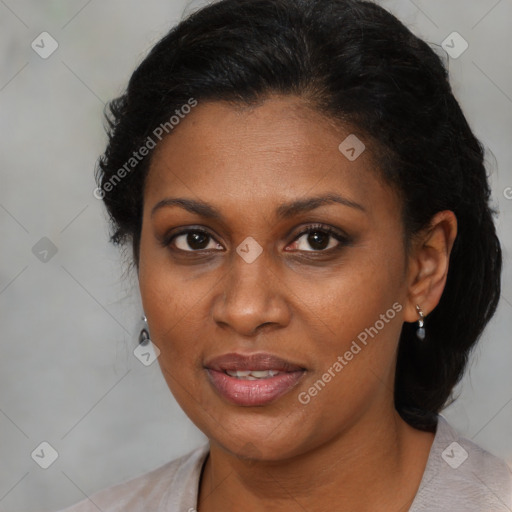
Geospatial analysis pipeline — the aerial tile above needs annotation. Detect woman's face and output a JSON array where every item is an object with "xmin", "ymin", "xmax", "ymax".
[{"xmin": 138, "ymin": 95, "xmax": 411, "ymax": 461}]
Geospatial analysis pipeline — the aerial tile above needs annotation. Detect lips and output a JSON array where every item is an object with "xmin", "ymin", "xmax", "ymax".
[
  {"xmin": 204, "ymin": 352, "xmax": 306, "ymax": 407},
  {"xmin": 205, "ymin": 352, "xmax": 304, "ymax": 373}
]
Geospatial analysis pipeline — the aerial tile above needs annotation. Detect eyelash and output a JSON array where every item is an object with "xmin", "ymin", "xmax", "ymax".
[{"xmin": 163, "ymin": 224, "xmax": 350, "ymax": 254}]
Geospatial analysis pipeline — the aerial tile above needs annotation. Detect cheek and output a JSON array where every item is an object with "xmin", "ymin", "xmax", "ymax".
[
  {"xmin": 138, "ymin": 235, "xmax": 190, "ymax": 357},
  {"xmin": 289, "ymin": 246, "xmax": 406, "ymax": 421},
  {"xmin": 139, "ymin": 268, "xmax": 206, "ymax": 357},
  {"xmin": 297, "ymin": 244, "xmax": 405, "ymax": 355},
  {"xmin": 139, "ymin": 264, "xmax": 209, "ymax": 410},
  {"xmin": 291, "ymin": 266, "xmax": 405, "ymax": 432}
]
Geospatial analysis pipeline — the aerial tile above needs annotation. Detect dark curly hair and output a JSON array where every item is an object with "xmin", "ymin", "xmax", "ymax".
[{"xmin": 96, "ymin": 0, "xmax": 502, "ymax": 432}]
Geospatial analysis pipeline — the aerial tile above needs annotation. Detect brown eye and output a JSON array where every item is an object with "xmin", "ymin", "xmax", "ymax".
[
  {"xmin": 169, "ymin": 229, "xmax": 223, "ymax": 252},
  {"xmin": 288, "ymin": 225, "xmax": 350, "ymax": 252}
]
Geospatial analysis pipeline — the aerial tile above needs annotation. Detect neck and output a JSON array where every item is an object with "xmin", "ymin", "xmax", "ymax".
[{"xmin": 197, "ymin": 408, "xmax": 435, "ymax": 512}]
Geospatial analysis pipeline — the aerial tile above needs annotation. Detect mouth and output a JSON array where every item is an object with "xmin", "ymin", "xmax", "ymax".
[
  {"xmin": 224, "ymin": 369, "xmax": 283, "ymax": 379},
  {"xmin": 204, "ymin": 352, "xmax": 306, "ymax": 407}
]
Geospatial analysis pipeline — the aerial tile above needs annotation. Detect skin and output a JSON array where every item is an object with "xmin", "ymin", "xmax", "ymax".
[{"xmin": 137, "ymin": 95, "xmax": 457, "ymax": 511}]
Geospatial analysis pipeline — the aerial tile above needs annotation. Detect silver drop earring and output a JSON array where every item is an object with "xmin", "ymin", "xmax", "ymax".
[
  {"xmin": 416, "ymin": 305, "xmax": 425, "ymax": 340},
  {"xmin": 138, "ymin": 315, "xmax": 151, "ymax": 346}
]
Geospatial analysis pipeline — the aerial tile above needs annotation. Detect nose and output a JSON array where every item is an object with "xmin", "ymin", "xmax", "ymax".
[{"xmin": 211, "ymin": 247, "xmax": 291, "ymax": 337}]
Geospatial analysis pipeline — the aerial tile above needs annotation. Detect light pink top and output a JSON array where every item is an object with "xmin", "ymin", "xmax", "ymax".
[{"xmin": 57, "ymin": 415, "xmax": 512, "ymax": 511}]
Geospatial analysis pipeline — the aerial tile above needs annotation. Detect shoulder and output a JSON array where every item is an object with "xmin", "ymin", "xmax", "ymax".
[
  {"xmin": 411, "ymin": 415, "xmax": 512, "ymax": 512},
  {"xmin": 56, "ymin": 442, "xmax": 209, "ymax": 512}
]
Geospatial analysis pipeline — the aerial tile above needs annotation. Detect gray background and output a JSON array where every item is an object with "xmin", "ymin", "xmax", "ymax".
[{"xmin": 0, "ymin": 0, "xmax": 511, "ymax": 510}]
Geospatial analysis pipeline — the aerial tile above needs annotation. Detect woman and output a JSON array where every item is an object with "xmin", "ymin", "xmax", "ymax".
[{"xmin": 60, "ymin": 0, "xmax": 512, "ymax": 510}]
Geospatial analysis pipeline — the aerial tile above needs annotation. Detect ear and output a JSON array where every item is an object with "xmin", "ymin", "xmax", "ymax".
[{"xmin": 403, "ymin": 210, "xmax": 458, "ymax": 323}]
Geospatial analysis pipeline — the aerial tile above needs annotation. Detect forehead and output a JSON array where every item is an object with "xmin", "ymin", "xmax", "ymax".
[{"xmin": 144, "ymin": 96, "xmax": 396, "ymax": 220}]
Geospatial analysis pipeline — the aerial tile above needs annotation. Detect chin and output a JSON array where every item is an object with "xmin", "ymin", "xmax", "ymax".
[{"xmin": 205, "ymin": 409, "xmax": 312, "ymax": 462}]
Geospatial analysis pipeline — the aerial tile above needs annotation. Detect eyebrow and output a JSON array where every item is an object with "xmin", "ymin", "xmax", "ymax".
[{"xmin": 150, "ymin": 193, "xmax": 365, "ymax": 220}]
